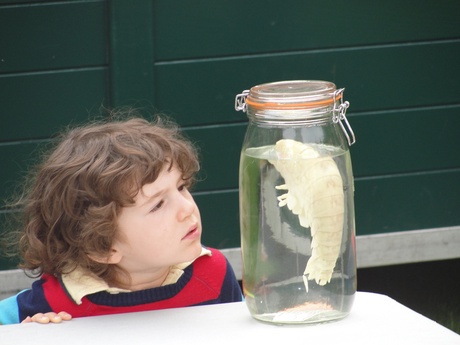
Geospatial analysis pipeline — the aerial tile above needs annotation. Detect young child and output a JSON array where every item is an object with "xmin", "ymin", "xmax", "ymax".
[{"xmin": 0, "ymin": 115, "xmax": 242, "ymax": 325}]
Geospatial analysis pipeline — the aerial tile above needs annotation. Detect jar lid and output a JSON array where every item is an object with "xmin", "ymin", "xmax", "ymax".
[
  {"xmin": 245, "ymin": 80, "xmax": 340, "ymax": 110},
  {"xmin": 235, "ymin": 80, "xmax": 355, "ymax": 145}
]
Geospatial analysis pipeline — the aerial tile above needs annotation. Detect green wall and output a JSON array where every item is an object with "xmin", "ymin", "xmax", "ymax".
[{"xmin": 1, "ymin": 0, "xmax": 459, "ymax": 269}]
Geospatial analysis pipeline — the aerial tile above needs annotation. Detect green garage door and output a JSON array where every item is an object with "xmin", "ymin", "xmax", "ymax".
[{"xmin": 1, "ymin": 0, "xmax": 459, "ymax": 270}]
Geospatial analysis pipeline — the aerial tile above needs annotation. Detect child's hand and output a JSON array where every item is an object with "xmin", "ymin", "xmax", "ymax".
[{"xmin": 21, "ymin": 311, "xmax": 72, "ymax": 324}]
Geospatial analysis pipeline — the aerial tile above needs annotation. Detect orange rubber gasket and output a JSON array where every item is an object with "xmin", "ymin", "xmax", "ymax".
[{"xmin": 246, "ymin": 92, "xmax": 342, "ymax": 110}]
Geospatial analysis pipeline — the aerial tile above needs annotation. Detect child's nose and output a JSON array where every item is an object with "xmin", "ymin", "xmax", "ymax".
[{"xmin": 177, "ymin": 193, "xmax": 196, "ymax": 221}]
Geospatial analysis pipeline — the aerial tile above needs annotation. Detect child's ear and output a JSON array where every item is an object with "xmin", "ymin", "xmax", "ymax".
[{"xmin": 87, "ymin": 249, "xmax": 122, "ymax": 265}]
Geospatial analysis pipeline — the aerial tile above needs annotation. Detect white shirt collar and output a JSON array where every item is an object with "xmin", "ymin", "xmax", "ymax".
[{"xmin": 61, "ymin": 247, "xmax": 212, "ymax": 304}]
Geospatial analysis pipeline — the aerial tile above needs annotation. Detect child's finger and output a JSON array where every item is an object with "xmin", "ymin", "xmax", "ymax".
[
  {"xmin": 22, "ymin": 311, "xmax": 72, "ymax": 324},
  {"xmin": 20, "ymin": 316, "xmax": 33, "ymax": 324},
  {"xmin": 31, "ymin": 313, "xmax": 51, "ymax": 324},
  {"xmin": 57, "ymin": 311, "xmax": 72, "ymax": 321},
  {"xmin": 47, "ymin": 313, "xmax": 63, "ymax": 323}
]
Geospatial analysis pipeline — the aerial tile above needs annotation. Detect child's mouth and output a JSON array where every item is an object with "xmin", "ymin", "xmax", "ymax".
[{"xmin": 182, "ymin": 226, "xmax": 200, "ymax": 240}]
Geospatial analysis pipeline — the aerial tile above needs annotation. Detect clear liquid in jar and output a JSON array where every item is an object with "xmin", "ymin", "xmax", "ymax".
[{"xmin": 239, "ymin": 143, "xmax": 356, "ymax": 324}]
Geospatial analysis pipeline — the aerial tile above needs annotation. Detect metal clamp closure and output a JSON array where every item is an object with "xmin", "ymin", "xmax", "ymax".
[
  {"xmin": 333, "ymin": 88, "xmax": 356, "ymax": 146},
  {"xmin": 235, "ymin": 90, "xmax": 249, "ymax": 112}
]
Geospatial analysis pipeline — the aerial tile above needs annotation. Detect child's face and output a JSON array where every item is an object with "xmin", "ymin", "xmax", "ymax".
[{"xmin": 112, "ymin": 164, "xmax": 203, "ymax": 285}]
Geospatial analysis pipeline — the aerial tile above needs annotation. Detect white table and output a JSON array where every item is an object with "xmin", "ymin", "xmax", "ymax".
[{"xmin": 1, "ymin": 292, "xmax": 459, "ymax": 344}]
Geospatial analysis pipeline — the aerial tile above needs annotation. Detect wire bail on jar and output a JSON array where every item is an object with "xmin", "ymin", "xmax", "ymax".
[
  {"xmin": 332, "ymin": 88, "xmax": 356, "ymax": 146},
  {"xmin": 234, "ymin": 90, "xmax": 249, "ymax": 112}
]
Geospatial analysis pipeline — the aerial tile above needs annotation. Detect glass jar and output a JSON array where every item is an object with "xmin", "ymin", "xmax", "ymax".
[{"xmin": 235, "ymin": 80, "xmax": 357, "ymax": 324}]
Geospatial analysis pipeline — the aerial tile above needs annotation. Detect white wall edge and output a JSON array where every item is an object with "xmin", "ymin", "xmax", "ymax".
[
  {"xmin": 1, "ymin": 226, "xmax": 459, "ymax": 299},
  {"xmin": 355, "ymin": 225, "xmax": 460, "ymax": 268},
  {"xmin": 222, "ymin": 225, "xmax": 460, "ymax": 279},
  {"xmin": 0, "ymin": 269, "xmax": 37, "ymax": 301}
]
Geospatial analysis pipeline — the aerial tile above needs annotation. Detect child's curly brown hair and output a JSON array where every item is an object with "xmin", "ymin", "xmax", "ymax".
[{"xmin": 12, "ymin": 115, "xmax": 199, "ymax": 287}]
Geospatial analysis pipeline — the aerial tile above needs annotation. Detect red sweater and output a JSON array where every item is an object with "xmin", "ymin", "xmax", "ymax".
[{"xmin": 12, "ymin": 248, "xmax": 242, "ymax": 322}]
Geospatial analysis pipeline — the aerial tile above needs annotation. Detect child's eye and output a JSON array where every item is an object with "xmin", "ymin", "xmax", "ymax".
[{"xmin": 150, "ymin": 200, "xmax": 164, "ymax": 213}]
